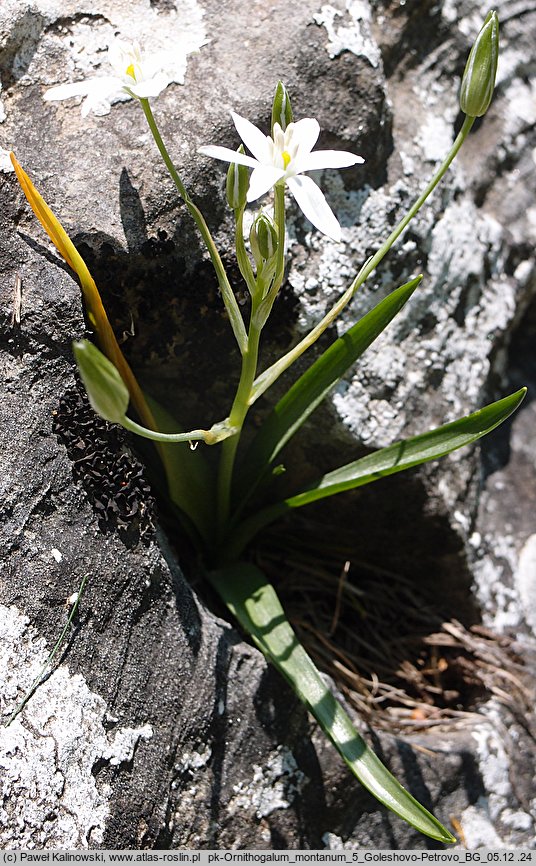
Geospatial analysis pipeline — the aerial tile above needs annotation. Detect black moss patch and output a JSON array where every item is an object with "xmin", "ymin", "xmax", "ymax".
[{"xmin": 52, "ymin": 383, "xmax": 156, "ymax": 546}]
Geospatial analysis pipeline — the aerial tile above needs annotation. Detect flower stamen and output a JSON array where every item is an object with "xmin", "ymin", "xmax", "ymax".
[{"xmin": 281, "ymin": 150, "xmax": 292, "ymax": 169}]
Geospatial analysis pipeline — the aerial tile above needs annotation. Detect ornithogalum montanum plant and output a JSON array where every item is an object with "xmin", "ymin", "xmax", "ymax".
[{"xmin": 11, "ymin": 10, "xmax": 525, "ymax": 843}]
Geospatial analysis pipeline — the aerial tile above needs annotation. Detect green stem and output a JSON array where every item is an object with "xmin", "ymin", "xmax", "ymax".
[
  {"xmin": 140, "ymin": 99, "xmax": 248, "ymax": 355},
  {"xmin": 365, "ymin": 115, "xmax": 475, "ymax": 275},
  {"xmin": 216, "ymin": 185, "xmax": 288, "ymax": 541},
  {"xmin": 121, "ymin": 414, "xmax": 236, "ymax": 445},
  {"xmin": 217, "ymin": 322, "xmax": 262, "ymax": 540},
  {"xmin": 251, "ymin": 115, "xmax": 475, "ymax": 403},
  {"xmin": 5, "ymin": 574, "xmax": 89, "ymax": 726}
]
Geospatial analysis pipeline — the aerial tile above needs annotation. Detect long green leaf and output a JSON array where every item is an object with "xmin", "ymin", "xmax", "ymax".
[
  {"xmin": 208, "ymin": 562, "xmax": 456, "ymax": 844},
  {"xmin": 226, "ymin": 388, "xmax": 526, "ymax": 558},
  {"xmin": 235, "ymin": 277, "xmax": 422, "ymax": 506}
]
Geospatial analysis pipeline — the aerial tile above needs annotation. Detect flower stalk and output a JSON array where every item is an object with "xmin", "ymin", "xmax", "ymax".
[
  {"xmin": 216, "ymin": 319, "xmax": 263, "ymax": 538},
  {"xmin": 140, "ymin": 98, "xmax": 248, "ymax": 355}
]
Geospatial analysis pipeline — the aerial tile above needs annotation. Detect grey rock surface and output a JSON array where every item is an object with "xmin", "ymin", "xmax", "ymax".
[{"xmin": 1, "ymin": 0, "xmax": 535, "ymax": 850}]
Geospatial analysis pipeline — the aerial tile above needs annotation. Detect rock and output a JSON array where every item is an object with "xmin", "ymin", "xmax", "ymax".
[{"xmin": 1, "ymin": 0, "xmax": 535, "ymax": 850}]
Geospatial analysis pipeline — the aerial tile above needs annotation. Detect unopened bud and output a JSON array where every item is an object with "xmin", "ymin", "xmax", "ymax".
[
  {"xmin": 271, "ymin": 81, "xmax": 293, "ymax": 134},
  {"xmin": 250, "ymin": 213, "xmax": 278, "ymax": 264},
  {"xmin": 226, "ymin": 146, "xmax": 249, "ymax": 209},
  {"xmin": 459, "ymin": 10, "xmax": 499, "ymax": 117},
  {"xmin": 73, "ymin": 340, "xmax": 129, "ymax": 424}
]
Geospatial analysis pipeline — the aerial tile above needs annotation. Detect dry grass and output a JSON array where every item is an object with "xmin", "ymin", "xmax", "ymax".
[{"xmin": 254, "ymin": 519, "xmax": 531, "ymax": 733}]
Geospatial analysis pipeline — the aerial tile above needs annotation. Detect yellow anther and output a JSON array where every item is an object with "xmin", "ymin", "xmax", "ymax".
[
  {"xmin": 125, "ymin": 63, "xmax": 136, "ymax": 80},
  {"xmin": 282, "ymin": 150, "xmax": 291, "ymax": 168}
]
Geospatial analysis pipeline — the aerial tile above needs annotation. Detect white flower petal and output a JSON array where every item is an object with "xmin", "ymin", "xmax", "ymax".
[
  {"xmin": 44, "ymin": 81, "xmax": 97, "ymax": 101},
  {"xmin": 108, "ymin": 40, "xmax": 137, "ymax": 77},
  {"xmin": 130, "ymin": 73, "xmax": 171, "ymax": 99},
  {"xmin": 81, "ymin": 96, "xmax": 101, "ymax": 118},
  {"xmin": 82, "ymin": 88, "xmax": 124, "ymax": 117},
  {"xmin": 231, "ymin": 111, "xmax": 272, "ymax": 163},
  {"xmin": 198, "ymin": 145, "xmax": 259, "ymax": 168},
  {"xmin": 289, "ymin": 117, "xmax": 320, "ymax": 155},
  {"xmin": 247, "ymin": 166, "xmax": 286, "ymax": 201},
  {"xmin": 297, "ymin": 149, "xmax": 364, "ymax": 173},
  {"xmin": 44, "ymin": 76, "xmax": 123, "ymax": 104},
  {"xmin": 287, "ymin": 175, "xmax": 341, "ymax": 241}
]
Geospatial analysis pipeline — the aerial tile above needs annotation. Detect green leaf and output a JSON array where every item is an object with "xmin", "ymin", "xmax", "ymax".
[
  {"xmin": 235, "ymin": 277, "xmax": 422, "ymax": 506},
  {"xmin": 226, "ymin": 388, "xmax": 526, "ymax": 558},
  {"xmin": 208, "ymin": 562, "xmax": 456, "ymax": 844}
]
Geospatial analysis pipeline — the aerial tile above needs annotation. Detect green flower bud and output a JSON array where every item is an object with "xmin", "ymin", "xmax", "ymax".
[
  {"xmin": 271, "ymin": 81, "xmax": 293, "ymax": 133},
  {"xmin": 226, "ymin": 145, "xmax": 249, "ymax": 210},
  {"xmin": 250, "ymin": 213, "xmax": 278, "ymax": 264},
  {"xmin": 459, "ymin": 10, "xmax": 499, "ymax": 117},
  {"xmin": 73, "ymin": 340, "xmax": 129, "ymax": 424}
]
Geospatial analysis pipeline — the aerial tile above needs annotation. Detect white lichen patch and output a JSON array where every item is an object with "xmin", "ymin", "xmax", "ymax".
[
  {"xmin": 514, "ymin": 534, "xmax": 536, "ymax": 636},
  {"xmin": 441, "ymin": 0, "xmax": 484, "ymax": 34},
  {"xmin": 459, "ymin": 799, "xmax": 505, "ymax": 849},
  {"xmin": 314, "ymin": 0, "xmax": 381, "ymax": 68},
  {"xmin": 502, "ymin": 79, "xmax": 536, "ymax": 139},
  {"xmin": 0, "ymin": 604, "xmax": 153, "ymax": 849},
  {"xmin": 459, "ymin": 703, "xmax": 535, "ymax": 847},
  {"xmin": 416, "ymin": 113, "xmax": 455, "ymax": 163},
  {"xmin": 0, "ymin": 0, "xmax": 207, "ymax": 116},
  {"xmin": 322, "ymin": 831, "xmax": 350, "ymax": 849},
  {"xmin": 229, "ymin": 745, "xmax": 306, "ymax": 819},
  {"xmin": 472, "ymin": 534, "xmax": 522, "ymax": 633},
  {"xmin": 175, "ymin": 743, "xmax": 212, "ymax": 774},
  {"xmin": 0, "ymin": 147, "xmax": 13, "ymax": 172}
]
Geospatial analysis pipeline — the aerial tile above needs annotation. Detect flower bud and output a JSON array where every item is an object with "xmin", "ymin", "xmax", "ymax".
[
  {"xmin": 271, "ymin": 81, "xmax": 293, "ymax": 134},
  {"xmin": 226, "ymin": 145, "xmax": 249, "ymax": 209},
  {"xmin": 73, "ymin": 340, "xmax": 129, "ymax": 424},
  {"xmin": 459, "ymin": 10, "xmax": 499, "ymax": 117},
  {"xmin": 250, "ymin": 213, "xmax": 278, "ymax": 264}
]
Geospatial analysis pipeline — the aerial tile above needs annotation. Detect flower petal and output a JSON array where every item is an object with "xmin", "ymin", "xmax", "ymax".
[
  {"xmin": 107, "ymin": 40, "xmax": 137, "ymax": 77},
  {"xmin": 44, "ymin": 76, "xmax": 125, "ymax": 112},
  {"xmin": 231, "ymin": 111, "xmax": 272, "ymax": 163},
  {"xmin": 130, "ymin": 73, "xmax": 170, "ymax": 99},
  {"xmin": 296, "ymin": 149, "xmax": 364, "ymax": 172},
  {"xmin": 247, "ymin": 166, "xmax": 286, "ymax": 201},
  {"xmin": 287, "ymin": 175, "xmax": 341, "ymax": 241},
  {"xmin": 289, "ymin": 117, "xmax": 320, "ymax": 155},
  {"xmin": 43, "ymin": 80, "xmax": 101, "ymax": 101},
  {"xmin": 198, "ymin": 145, "xmax": 259, "ymax": 168}
]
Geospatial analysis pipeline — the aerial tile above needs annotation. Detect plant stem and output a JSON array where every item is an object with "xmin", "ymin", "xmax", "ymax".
[
  {"xmin": 216, "ymin": 321, "xmax": 262, "ymax": 541},
  {"xmin": 251, "ymin": 115, "xmax": 475, "ymax": 403},
  {"xmin": 121, "ymin": 415, "xmax": 236, "ymax": 444},
  {"xmin": 216, "ymin": 184, "xmax": 287, "ymax": 543},
  {"xmin": 140, "ymin": 99, "xmax": 248, "ymax": 355}
]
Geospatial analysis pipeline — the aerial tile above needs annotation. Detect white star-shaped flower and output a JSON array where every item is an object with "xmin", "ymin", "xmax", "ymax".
[
  {"xmin": 199, "ymin": 112, "xmax": 364, "ymax": 241},
  {"xmin": 43, "ymin": 41, "xmax": 171, "ymax": 117}
]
